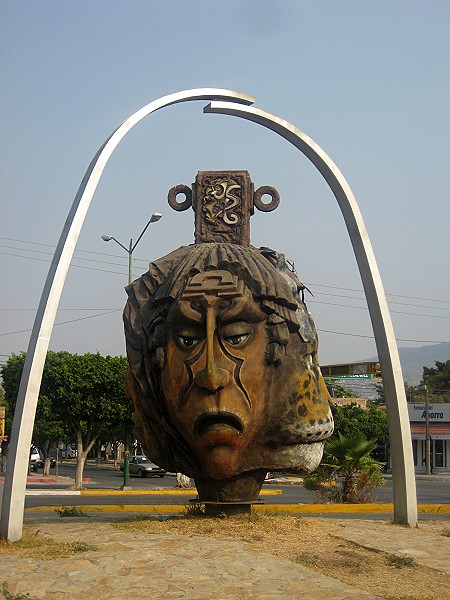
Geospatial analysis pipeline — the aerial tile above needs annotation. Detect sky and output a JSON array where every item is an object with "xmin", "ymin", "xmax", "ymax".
[{"xmin": 1, "ymin": 1, "xmax": 449, "ymax": 373}]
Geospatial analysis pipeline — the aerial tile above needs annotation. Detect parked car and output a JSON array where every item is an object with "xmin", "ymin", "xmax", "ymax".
[
  {"xmin": 61, "ymin": 445, "xmax": 77, "ymax": 459},
  {"xmin": 120, "ymin": 455, "xmax": 165, "ymax": 478},
  {"xmin": 32, "ymin": 455, "xmax": 56, "ymax": 471},
  {"xmin": 29, "ymin": 446, "xmax": 40, "ymax": 469}
]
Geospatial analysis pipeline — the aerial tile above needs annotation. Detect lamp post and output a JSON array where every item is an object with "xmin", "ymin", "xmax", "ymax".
[
  {"xmin": 424, "ymin": 385, "xmax": 431, "ymax": 475},
  {"xmin": 101, "ymin": 211, "xmax": 162, "ymax": 488},
  {"xmin": 101, "ymin": 211, "xmax": 162, "ymax": 285}
]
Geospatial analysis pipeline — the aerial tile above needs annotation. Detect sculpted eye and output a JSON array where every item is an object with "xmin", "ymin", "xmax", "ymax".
[
  {"xmin": 224, "ymin": 334, "xmax": 249, "ymax": 347},
  {"xmin": 177, "ymin": 336, "xmax": 201, "ymax": 349}
]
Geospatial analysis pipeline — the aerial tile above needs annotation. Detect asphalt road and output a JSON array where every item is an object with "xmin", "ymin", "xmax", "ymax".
[{"xmin": 21, "ymin": 461, "xmax": 450, "ymax": 509}]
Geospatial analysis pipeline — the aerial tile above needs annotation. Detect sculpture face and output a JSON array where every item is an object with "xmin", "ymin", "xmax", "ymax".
[
  {"xmin": 160, "ymin": 270, "xmax": 268, "ymax": 479},
  {"xmin": 125, "ymin": 171, "xmax": 335, "ymax": 508},
  {"xmin": 124, "ymin": 242, "xmax": 334, "ymax": 486}
]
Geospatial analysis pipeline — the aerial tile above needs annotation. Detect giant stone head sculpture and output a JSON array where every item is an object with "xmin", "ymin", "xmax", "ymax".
[{"xmin": 124, "ymin": 171, "xmax": 333, "ymax": 506}]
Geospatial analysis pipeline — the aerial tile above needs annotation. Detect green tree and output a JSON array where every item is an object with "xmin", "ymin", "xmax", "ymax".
[
  {"xmin": 373, "ymin": 382, "xmax": 385, "ymax": 405},
  {"xmin": 1, "ymin": 351, "xmax": 132, "ymax": 488},
  {"xmin": 1, "ymin": 352, "xmax": 67, "ymax": 475},
  {"xmin": 1, "ymin": 353, "xmax": 24, "ymax": 438},
  {"xmin": 1, "ymin": 354, "xmax": 26, "ymax": 470},
  {"xmin": 304, "ymin": 432, "xmax": 385, "ymax": 503},
  {"xmin": 325, "ymin": 432, "xmax": 385, "ymax": 502},
  {"xmin": 43, "ymin": 352, "xmax": 131, "ymax": 488},
  {"xmin": 332, "ymin": 403, "xmax": 389, "ymax": 443},
  {"xmin": 324, "ymin": 379, "xmax": 357, "ymax": 398},
  {"xmin": 33, "ymin": 398, "xmax": 67, "ymax": 475},
  {"xmin": 0, "ymin": 384, "xmax": 8, "ymax": 470},
  {"xmin": 421, "ymin": 360, "xmax": 450, "ymax": 402}
]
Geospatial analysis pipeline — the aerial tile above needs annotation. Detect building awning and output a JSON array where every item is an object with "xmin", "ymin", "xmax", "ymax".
[{"xmin": 410, "ymin": 422, "xmax": 450, "ymax": 440}]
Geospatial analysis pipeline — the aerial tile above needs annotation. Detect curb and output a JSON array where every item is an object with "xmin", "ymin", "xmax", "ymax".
[
  {"xmin": 79, "ymin": 488, "xmax": 282, "ymax": 496},
  {"xmin": 24, "ymin": 488, "xmax": 282, "ymax": 496},
  {"xmin": 0, "ymin": 477, "xmax": 92, "ymax": 484},
  {"xmin": 25, "ymin": 503, "xmax": 450, "ymax": 514}
]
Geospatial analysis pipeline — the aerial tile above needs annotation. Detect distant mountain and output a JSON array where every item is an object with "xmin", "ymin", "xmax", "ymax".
[{"xmin": 366, "ymin": 343, "xmax": 450, "ymax": 385}]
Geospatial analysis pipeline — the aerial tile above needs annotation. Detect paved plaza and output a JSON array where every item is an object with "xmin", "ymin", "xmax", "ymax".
[{"xmin": 0, "ymin": 512, "xmax": 448, "ymax": 600}]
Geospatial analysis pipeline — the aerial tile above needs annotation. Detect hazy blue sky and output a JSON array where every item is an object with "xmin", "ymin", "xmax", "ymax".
[{"xmin": 1, "ymin": 1, "xmax": 449, "ymax": 373}]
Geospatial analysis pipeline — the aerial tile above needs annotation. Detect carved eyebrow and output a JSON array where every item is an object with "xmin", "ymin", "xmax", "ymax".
[
  {"xmin": 176, "ymin": 326, "xmax": 205, "ymax": 337},
  {"xmin": 219, "ymin": 321, "xmax": 254, "ymax": 336},
  {"xmin": 175, "ymin": 300, "xmax": 204, "ymax": 325},
  {"xmin": 220, "ymin": 299, "xmax": 265, "ymax": 324}
]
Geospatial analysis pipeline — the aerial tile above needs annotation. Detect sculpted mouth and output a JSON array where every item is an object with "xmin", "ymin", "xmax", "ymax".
[{"xmin": 195, "ymin": 412, "xmax": 244, "ymax": 437}]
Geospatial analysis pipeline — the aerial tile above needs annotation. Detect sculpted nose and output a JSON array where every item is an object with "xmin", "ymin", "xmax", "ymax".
[
  {"xmin": 194, "ymin": 361, "xmax": 230, "ymax": 392},
  {"xmin": 193, "ymin": 304, "xmax": 231, "ymax": 392}
]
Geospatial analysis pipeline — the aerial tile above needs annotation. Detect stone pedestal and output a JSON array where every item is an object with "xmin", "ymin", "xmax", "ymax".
[{"xmin": 193, "ymin": 469, "xmax": 267, "ymax": 515}]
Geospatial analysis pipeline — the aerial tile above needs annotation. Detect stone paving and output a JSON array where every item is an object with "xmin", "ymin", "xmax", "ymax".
[
  {"xmin": 335, "ymin": 518, "xmax": 450, "ymax": 574},
  {"xmin": 0, "ymin": 520, "xmax": 379, "ymax": 600},
  {"xmin": 0, "ymin": 515, "xmax": 449, "ymax": 600}
]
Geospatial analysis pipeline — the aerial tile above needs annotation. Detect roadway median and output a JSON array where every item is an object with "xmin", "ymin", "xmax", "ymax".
[{"xmin": 26, "ymin": 502, "xmax": 450, "ymax": 514}]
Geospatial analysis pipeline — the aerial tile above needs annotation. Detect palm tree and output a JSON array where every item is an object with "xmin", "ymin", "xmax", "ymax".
[{"xmin": 323, "ymin": 432, "xmax": 385, "ymax": 503}]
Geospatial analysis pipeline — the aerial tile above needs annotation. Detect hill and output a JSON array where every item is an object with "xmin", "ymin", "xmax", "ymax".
[{"xmin": 367, "ymin": 343, "xmax": 450, "ymax": 385}]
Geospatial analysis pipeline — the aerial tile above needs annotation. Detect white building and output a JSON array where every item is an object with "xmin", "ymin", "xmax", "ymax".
[{"xmin": 408, "ymin": 403, "xmax": 450, "ymax": 473}]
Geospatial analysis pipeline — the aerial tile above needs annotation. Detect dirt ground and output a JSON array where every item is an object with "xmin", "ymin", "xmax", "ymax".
[
  {"xmin": 1, "ymin": 513, "xmax": 449, "ymax": 600},
  {"xmin": 114, "ymin": 514, "xmax": 450, "ymax": 600}
]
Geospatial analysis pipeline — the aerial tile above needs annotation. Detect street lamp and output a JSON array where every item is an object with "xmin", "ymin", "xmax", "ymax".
[
  {"xmin": 101, "ymin": 211, "xmax": 162, "ymax": 285},
  {"xmin": 424, "ymin": 385, "xmax": 431, "ymax": 475},
  {"xmin": 101, "ymin": 211, "xmax": 162, "ymax": 488}
]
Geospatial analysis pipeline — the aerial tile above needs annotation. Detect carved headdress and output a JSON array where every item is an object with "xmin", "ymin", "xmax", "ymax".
[{"xmin": 123, "ymin": 171, "xmax": 333, "ymax": 501}]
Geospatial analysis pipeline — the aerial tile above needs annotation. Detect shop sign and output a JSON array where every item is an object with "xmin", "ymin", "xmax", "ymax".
[{"xmin": 408, "ymin": 403, "xmax": 450, "ymax": 422}]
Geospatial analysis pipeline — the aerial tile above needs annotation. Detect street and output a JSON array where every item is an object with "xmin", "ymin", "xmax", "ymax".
[{"xmin": 19, "ymin": 461, "xmax": 450, "ymax": 510}]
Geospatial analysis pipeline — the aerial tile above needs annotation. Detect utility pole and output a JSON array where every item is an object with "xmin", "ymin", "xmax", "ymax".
[
  {"xmin": 101, "ymin": 212, "xmax": 162, "ymax": 489},
  {"xmin": 425, "ymin": 385, "xmax": 431, "ymax": 475}
]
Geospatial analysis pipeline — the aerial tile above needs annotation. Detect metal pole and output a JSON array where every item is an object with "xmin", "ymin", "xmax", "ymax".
[
  {"xmin": 103, "ymin": 220, "xmax": 161, "ymax": 491},
  {"xmin": 121, "ymin": 239, "xmax": 133, "ymax": 490},
  {"xmin": 425, "ymin": 385, "xmax": 431, "ymax": 475},
  {"xmin": 128, "ymin": 239, "xmax": 133, "ymax": 285}
]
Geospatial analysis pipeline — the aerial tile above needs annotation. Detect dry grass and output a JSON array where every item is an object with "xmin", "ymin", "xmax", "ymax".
[
  {"xmin": 114, "ymin": 512, "xmax": 450, "ymax": 600},
  {"xmin": 0, "ymin": 513, "xmax": 448, "ymax": 599},
  {"xmin": 0, "ymin": 528, "xmax": 97, "ymax": 560}
]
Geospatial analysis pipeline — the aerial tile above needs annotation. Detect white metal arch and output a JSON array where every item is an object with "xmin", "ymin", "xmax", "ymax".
[
  {"xmin": 1, "ymin": 90, "xmax": 417, "ymax": 541},
  {"xmin": 204, "ymin": 101, "xmax": 417, "ymax": 526},
  {"xmin": 0, "ymin": 89, "xmax": 255, "ymax": 541}
]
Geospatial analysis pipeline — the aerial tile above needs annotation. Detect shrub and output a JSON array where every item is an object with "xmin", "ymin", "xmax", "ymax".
[{"xmin": 304, "ymin": 432, "xmax": 385, "ymax": 503}]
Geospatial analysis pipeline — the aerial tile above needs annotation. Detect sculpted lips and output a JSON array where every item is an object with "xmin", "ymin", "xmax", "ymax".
[{"xmin": 195, "ymin": 412, "xmax": 244, "ymax": 438}]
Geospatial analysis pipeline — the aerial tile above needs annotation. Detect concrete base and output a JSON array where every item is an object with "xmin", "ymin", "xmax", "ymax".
[{"xmin": 191, "ymin": 499, "xmax": 265, "ymax": 517}]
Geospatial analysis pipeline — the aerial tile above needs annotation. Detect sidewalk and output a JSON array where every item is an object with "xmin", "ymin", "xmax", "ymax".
[
  {"xmin": 0, "ymin": 514, "xmax": 448, "ymax": 599},
  {"xmin": 2, "ymin": 467, "xmax": 449, "ymax": 599}
]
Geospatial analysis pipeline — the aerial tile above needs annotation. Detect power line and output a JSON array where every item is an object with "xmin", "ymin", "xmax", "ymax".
[
  {"xmin": 0, "ymin": 310, "xmax": 121, "ymax": 337},
  {"xmin": 309, "ymin": 300, "xmax": 450, "ymax": 320},
  {"xmin": 0, "ymin": 308, "xmax": 120, "ymax": 311},
  {"xmin": 2, "ymin": 249, "xmax": 449, "ymax": 320},
  {"xmin": 314, "ymin": 291, "xmax": 450, "ymax": 312},
  {"xmin": 0, "ymin": 242, "xmax": 150, "ymax": 269},
  {"xmin": 0, "ymin": 250, "xmax": 128, "ymax": 276},
  {"xmin": 1, "ymin": 236, "xmax": 449, "ymax": 305},
  {"xmin": 1, "ymin": 239, "xmax": 449, "ymax": 343},
  {"xmin": 0, "ymin": 312, "xmax": 447, "ymax": 345},
  {"xmin": 317, "ymin": 329, "xmax": 449, "ymax": 344},
  {"xmin": 305, "ymin": 282, "xmax": 450, "ymax": 305},
  {"xmin": 0, "ymin": 238, "xmax": 149, "ymax": 265},
  {"xmin": 0, "ymin": 244, "xmax": 136, "ymax": 268}
]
